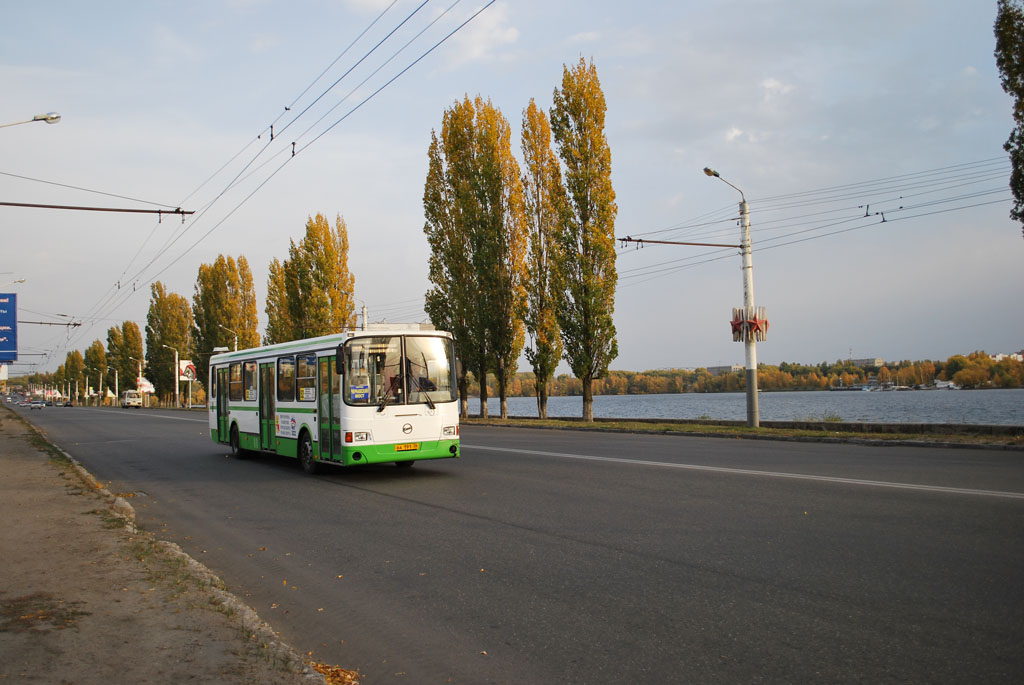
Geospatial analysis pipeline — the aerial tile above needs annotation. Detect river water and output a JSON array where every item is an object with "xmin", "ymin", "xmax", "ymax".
[{"xmin": 479, "ymin": 388, "xmax": 1024, "ymax": 425}]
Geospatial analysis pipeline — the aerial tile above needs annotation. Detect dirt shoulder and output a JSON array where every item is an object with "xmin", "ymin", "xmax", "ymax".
[{"xmin": 0, "ymin": 408, "xmax": 345, "ymax": 683}]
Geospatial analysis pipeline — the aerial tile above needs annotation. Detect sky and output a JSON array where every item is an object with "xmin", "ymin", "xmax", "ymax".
[{"xmin": 2, "ymin": 0, "xmax": 1022, "ymax": 377}]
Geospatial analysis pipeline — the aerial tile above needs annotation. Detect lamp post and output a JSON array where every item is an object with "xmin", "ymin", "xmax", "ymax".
[
  {"xmin": 161, "ymin": 344, "xmax": 179, "ymax": 408},
  {"xmin": 704, "ymin": 166, "xmax": 761, "ymax": 428},
  {"xmin": 128, "ymin": 356, "xmax": 143, "ymax": 387},
  {"xmin": 217, "ymin": 323, "xmax": 238, "ymax": 351},
  {"xmin": 1, "ymin": 278, "xmax": 26, "ymax": 287},
  {"xmin": 128, "ymin": 356, "xmax": 145, "ymax": 407},
  {"xmin": 0, "ymin": 112, "xmax": 61, "ymax": 129},
  {"xmin": 107, "ymin": 366, "xmax": 119, "ymax": 405},
  {"xmin": 341, "ymin": 291, "xmax": 368, "ymax": 330}
]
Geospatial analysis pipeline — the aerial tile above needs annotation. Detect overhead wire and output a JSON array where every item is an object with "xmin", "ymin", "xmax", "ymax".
[
  {"xmin": 617, "ymin": 157, "xmax": 1013, "ymax": 285},
  {"xmin": 43, "ymin": 1, "xmax": 497, "ymax": 365},
  {"xmin": 44, "ymin": 0, "xmax": 411, "ymax": 358}
]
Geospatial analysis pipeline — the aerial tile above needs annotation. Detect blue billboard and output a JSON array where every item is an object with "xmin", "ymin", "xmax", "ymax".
[{"xmin": 0, "ymin": 293, "xmax": 16, "ymax": 363}]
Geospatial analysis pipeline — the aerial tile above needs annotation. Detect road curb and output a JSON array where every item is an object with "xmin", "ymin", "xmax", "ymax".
[
  {"xmin": 30, "ymin": 421, "xmax": 326, "ymax": 683},
  {"xmin": 464, "ymin": 419, "xmax": 1024, "ymax": 450}
]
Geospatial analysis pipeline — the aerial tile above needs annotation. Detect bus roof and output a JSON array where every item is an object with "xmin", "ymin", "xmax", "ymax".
[{"xmin": 207, "ymin": 324, "xmax": 449, "ymax": 366}]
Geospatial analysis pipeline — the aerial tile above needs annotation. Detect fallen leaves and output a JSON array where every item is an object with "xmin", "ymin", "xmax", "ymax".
[{"xmin": 310, "ymin": 662, "xmax": 363, "ymax": 684}]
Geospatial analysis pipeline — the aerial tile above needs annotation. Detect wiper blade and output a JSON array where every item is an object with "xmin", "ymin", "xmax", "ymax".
[
  {"xmin": 377, "ymin": 386, "xmax": 394, "ymax": 412},
  {"xmin": 415, "ymin": 353, "xmax": 435, "ymax": 410},
  {"xmin": 415, "ymin": 378, "xmax": 436, "ymax": 410}
]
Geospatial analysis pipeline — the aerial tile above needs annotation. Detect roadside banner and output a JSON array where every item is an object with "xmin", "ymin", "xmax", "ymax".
[
  {"xmin": 179, "ymin": 360, "xmax": 197, "ymax": 382},
  {"xmin": 0, "ymin": 293, "xmax": 16, "ymax": 362}
]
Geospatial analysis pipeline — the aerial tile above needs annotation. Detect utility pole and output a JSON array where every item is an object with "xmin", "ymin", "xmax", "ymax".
[
  {"xmin": 161, "ymin": 344, "xmax": 179, "ymax": 408},
  {"xmin": 618, "ymin": 167, "xmax": 768, "ymax": 428},
  {"xmin": 737, "ymin": 196, "xmax": 760, "ymax": 427},
  {"xmin": 108, "ymin": 367, "xmax": 118, "ymax": 405}
]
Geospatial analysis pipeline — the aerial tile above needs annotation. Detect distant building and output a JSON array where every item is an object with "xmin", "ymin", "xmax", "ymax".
[
  {"xmin": 850, "ymin": 358, "xmax": 885, "ymax": 368},
  {"xmin": 706, "ymin": 364, "xmax": 743, "ymax": 377},
  {"xmin": 990, "ymin": 353, "xmax": 1023, "ymax": 363}
]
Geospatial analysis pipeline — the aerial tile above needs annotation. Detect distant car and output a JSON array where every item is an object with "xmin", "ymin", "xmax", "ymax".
[
  {"xmin": 64, "ymin": 400, "xmax": 73, "ymax": 407},
  {"xmin": 29, "ymin": 400, "xmax": 45, "ymax": 410},
  {"xmin": 121, "ymin": 390, "xmax": 143, "ymax": 409}
]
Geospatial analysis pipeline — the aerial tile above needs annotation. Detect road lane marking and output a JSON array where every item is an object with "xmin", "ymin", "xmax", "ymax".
[
  {"xmin": 465, "ymin": 444, "xmax": 1024, "ymax": 500},
  {"xmin": 75, "ymin": 408, "xmax": 207, "ymax": 423},
  {"xmin": 72, "ymin": 438, "xmax": 145, "ymax": 445}
]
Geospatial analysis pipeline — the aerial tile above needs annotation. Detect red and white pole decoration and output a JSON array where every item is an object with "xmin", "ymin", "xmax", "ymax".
[{"xmin": 730, "ymin": 306, "xmax": 769, "ymax": 343}]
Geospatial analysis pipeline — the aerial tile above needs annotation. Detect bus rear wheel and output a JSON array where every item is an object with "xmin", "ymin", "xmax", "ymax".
[
  {"xmin": 299, "ymin": 432, "xmax": 318, "ymax": 474},
  {"xmin": 230, "ymin": 426, "xmax": 249, "ymax": 459}
]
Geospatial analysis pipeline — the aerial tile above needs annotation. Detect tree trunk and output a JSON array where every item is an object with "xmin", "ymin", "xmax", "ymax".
[
  {"xmin": 582, "ymin": 375, "xmax": 593, "ymax": 422},
  {"xmin": 536, "ymin": 376, "xmax": 548, "ymax": 419},
  {"xmin": 458, "ymin": 370, "xmax": 469, "ymax": 419},
  {"xmin": 498, "ymin": 375, "xmax": 508, "ymax": 419},
  {"xmin": 478, "ymin": 366, "xmax": 488, "ymax": 419}
]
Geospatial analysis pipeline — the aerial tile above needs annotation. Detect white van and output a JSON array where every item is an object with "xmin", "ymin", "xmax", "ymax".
[{"xmin": 121, "ymin": 390, "xmax": 143, "ymax": 408}]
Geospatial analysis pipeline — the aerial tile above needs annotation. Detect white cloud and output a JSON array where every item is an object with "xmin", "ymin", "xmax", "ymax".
[
  {"xmin": 343, "ymin": 0, "xmax": 394, "ymax": 13},
  {"xmin": 761, "ymin": 77, "xmax": 794, "ymax": 103},
  {"xmin": 446, "ymin": 2, "xmax": 519, "ymax": 68},
  {"xmin": 725, "ymin": 127, "xmax": 743, "ymax": 142},
  {"xmin": 568, "ymin": 31, "xmax": 601, "ymax": 44},
  {"xmin": 249, "ymin": 33, "xmax": 279, "ymax": 54},
  {"xmin": 152, "ymin": 26, "xmax": 203, "ymax": 66}
]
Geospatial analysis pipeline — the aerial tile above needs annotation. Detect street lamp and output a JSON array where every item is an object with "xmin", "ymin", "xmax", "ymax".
[
  {"xmin": 341, "ymin": 291, "xmax": 368, "ymax": 330},
  {"xmin": 128, "ymin": 356, "xmax": 144, "ymax": 406},
  {"xmin": 217, "ymin": 323, "xmax": 238, "ymax": 351},
  {"xmin": 107, "ymin": 366, "xmax": 119, "ymax": 404},
  {"xmin": 704, "ymin": 166, "xmax": 762, "ymax": 428},
  {"xmin": 161, "ymin": 344, "xmax": 179, "ymax": 408},
  {"xmin": 0, "ymin": 112, "xmax": 61, "ymax": 129},
  {"xmin": 128, "ymin": 356, "xmax": 143, "ymax": 386}
]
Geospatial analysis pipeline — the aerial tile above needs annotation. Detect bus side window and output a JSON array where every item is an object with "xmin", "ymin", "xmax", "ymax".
[
  {"xmin": 229, "ymin": 362, "xmax": 243, "ymax": 401},
  {"xmin": 296, "ymin": 354, "xmax": 316, "ymax": 402},
  {"xmin": 243, "ymin": 361, "xmax": 257, "ymax": 401},
  {"xmin": 277, "ymin": 356, "xmax": 295, "ymax": 402}
]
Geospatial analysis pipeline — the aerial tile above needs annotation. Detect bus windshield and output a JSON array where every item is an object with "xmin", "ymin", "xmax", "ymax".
[{"xmin": 343, "ymin": 335, "xmax": 456, "ymax": 407}]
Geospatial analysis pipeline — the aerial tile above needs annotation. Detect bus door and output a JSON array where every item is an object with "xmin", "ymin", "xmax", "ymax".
[
  {"xmin": 216, "ymin": 368, "xmax": 230, "ymax": 443},
  {"xmin": 318, "ymin": 357, "xmax": 342, "ymax": 460},
  {"xmin": 259, "ymin": 362, "xmax": 275, "ymax": 450}
]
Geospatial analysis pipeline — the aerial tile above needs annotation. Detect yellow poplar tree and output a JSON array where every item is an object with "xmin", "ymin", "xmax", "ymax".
[
  {"xmin": 550, "ymin": 57, "xmax": 619, "ymax": 422},
  {"xmin": 264, "ymin": 258, "xmax": 291, "ymax": 345},
  {"xmin": 424, "ymin": 128, "xmax": 474, "ymax": 417},
  {"xmin": 521, "ymin": 98, "xmax": 566, "ymax": 419},
  {"xmin": 424, "ymin": 95, "xmax": 527, "ymax": 419},
  {"xmin": 145, "ymin": 282, "xmax": 193, "ymax": 401},
  {"xmin": 264, "ymin": 214, "xmax": 355, "ymax": 344},
  {"xmin": 192, "ymin": 255, "xmax": 260, "ymax": 370}
]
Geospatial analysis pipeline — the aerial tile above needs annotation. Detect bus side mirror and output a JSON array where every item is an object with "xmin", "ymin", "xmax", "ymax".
[{"xmin": 335, "ymin": 345, "xmax": 347, "ymax": 374}]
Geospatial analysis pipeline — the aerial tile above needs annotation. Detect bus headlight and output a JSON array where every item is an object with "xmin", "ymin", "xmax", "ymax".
[{"xmin": 443, "ymin": 425, "xmax": 458, "ymax": 437}]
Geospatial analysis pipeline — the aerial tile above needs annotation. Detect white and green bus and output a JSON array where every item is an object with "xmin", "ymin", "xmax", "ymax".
[{"xmin": 208, "ymin": 325, "xmax": 460, "ymax": 473}]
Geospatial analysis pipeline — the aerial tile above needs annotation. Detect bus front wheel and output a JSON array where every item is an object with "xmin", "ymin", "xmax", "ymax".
[{"xmin": 299, "ymin": 432, "xmax": 318, "ymax": 474}]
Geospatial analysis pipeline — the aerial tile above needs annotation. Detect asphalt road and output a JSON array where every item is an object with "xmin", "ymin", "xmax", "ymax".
[{"xmin": 14, "ymin": 404, "xmax": 1024, "ymax": 683}]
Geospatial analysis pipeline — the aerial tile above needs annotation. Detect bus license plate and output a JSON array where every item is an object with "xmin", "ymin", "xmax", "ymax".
[{"xmin": 394, "ymin": 443, "xmax": 420, "ymax": 452}]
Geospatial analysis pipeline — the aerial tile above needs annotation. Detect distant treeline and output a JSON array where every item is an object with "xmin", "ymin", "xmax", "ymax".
[{"xmin": 467, "ymin": 351, "xmax": 1024, "ymax": 397}]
